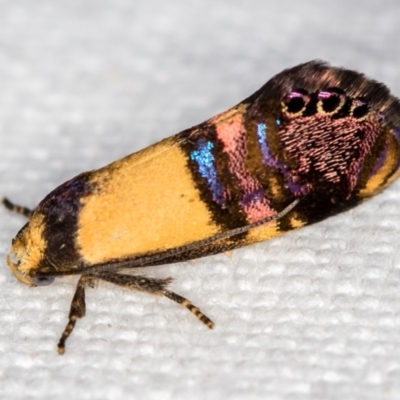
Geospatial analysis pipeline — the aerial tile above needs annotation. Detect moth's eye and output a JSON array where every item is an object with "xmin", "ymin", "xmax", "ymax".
[
  {"xmin": 317, "ymin": 88, "xmax": 346, "ymax": 114},
  {"xmin": 32, "ymin": 276, "xmax": 55, "ymax": 286},
  {"xmin": 352, "ymin": 99, "xmax": 370, "ymax": 119},
  {"xmin": 282, "ymin": 90, "xmax": 310, "ymax": 115}
]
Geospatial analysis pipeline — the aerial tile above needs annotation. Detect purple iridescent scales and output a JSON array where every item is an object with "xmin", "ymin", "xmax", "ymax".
[
  {"xmin": 271, "ymin": 89, "xmax": 384, "ymax": 195},
  {"xmin": 184, "ymin": 61, "xmax": 400, "ymax": 229}
]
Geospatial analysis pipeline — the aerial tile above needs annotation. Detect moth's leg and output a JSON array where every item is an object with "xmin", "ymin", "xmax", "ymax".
[
  {"xmin": 94, "ymin": 273, "xmax": 214, "ymax": 329},
  {"xmin": 163, "ymin": 290, "xmax": 214, "ymax": 328},
  {"xmin": 58, "ymin": 275, "xmax": 96, "ymax": 355},
  {"xmin": 2, "ymin": 197, "xmax": 33, "ymax": 218}
]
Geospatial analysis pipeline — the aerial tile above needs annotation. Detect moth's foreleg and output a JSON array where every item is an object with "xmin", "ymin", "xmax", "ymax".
[
  {"xmin": 94, "ymin": 273, "xmax": 214, "ymax": 329},
  {"xmin": 2, "ymin": 197, "xmax": 33, "ymax": 218},
  {"xmin": 58, "ymin": 275, "xmax": 95, "ymax": 355}
]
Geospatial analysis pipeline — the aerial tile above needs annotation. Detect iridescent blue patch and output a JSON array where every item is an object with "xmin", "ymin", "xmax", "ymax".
[
  {"xmin": 190, "ymin": 139, "xmax": 226, "ymax": 205},
  {"xmin": 256, "ymin": 122, "xmax": 308, "ymax": 195},
  {"xmin": 257, "ymin": 123, "xmax": 272, "ymax": 162}
]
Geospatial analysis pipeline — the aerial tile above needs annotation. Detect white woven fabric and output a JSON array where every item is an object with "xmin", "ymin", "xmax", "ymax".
[{"xmin": 1, "ymin": 1, "xmax": 400, "ymax": 399}]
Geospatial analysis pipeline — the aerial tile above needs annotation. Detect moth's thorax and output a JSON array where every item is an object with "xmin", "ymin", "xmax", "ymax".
[{"xmin": 7, "ymin": 213, "xmax": 47, "ymax": 286}]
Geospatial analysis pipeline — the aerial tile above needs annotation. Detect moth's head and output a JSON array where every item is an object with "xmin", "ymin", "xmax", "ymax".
[{"xmin": 7, "ymin": 213, "xmax": 55, "ymax": 287}]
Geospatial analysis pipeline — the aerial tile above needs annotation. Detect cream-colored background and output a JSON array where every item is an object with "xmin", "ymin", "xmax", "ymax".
[{"xmin": 1, "ymin": 1, "xmax": 400, "ymax": 399}]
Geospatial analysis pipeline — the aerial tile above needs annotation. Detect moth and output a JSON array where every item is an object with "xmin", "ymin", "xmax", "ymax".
[{"xmin": 4, "ymin": 60, "xmax": 400, "ymax": 354}]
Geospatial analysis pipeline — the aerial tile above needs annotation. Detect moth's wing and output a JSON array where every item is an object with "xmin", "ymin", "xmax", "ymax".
[{"xmin": 79, "ymin": 199, "xmax": 300, "ymax": 274}]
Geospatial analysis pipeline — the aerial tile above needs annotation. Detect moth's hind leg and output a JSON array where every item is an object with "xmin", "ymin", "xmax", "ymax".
[
  {"xmin": 163, "ymin": 290, "xmax": 214, "ymax": 328},
  {"xmin": 2, "ymin": 197, "xmax": 33, "ymax": 218},
  {"xmin": 95, "ymin": 272, "xmax": 214, "ymax": 329}
]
